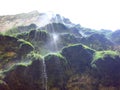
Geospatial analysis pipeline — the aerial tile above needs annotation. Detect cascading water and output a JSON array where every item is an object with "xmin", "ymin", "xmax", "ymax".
[
  {"xmin": 42, "ymin": 59, "xmax": 47, "ymax": 90},
  {"xmin": 38, "ymin": 12, "xmax": 65, "ymax": 90},
  {"xmin": 49, "ymin": 15, "xmax": 59, "ymax": 51}
]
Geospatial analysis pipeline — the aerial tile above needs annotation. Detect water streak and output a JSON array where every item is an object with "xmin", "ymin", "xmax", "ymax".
[{"xmin": 42, "ymin": 59, "xmax": 47, "ymax": 90}]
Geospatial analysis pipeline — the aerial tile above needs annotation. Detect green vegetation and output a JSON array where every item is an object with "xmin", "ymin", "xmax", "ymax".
[
  {"xmin": 55, "ymin": 53, "xmax": 65, "ymax": 59},
  {"xmin": 61, "ymin": 44, "xmax": 94, "ymax": 74},
  {"xmin": 27, "ymin": 51, "xmax": 43, "ymax": 60},
  {"xmin": 18, "ymin": 39, "xmax": 34, "ymax": 49},
  {"xmin": 1, "ymin": 15, "xmax": 120, "ymax": 90},
  {"xmin": 3, "ymin": 62, "xmax": 27, "ymax": 74},
  {"xmin": 68, "ymin": 43, "xmax": 94, "ymax": 50},
  {"xmin": 44, "ymin": 53, "xmax": 68, "ymax": 69},
  {"xmin": 44, "ymin": 53, "xmax": 65, "ymax": 60},
  {"xmin": 93, "ymin": 50, "xmax": 118, "ymax": 61},
  {"xmin": 0, "ymin": 35, "xmax": 34, "ymax": 70}
]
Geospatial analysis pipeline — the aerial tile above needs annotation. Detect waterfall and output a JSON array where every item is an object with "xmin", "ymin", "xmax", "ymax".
[{"xmin": 42, "ymin": 59, "xmax": 47, "ymax": 90}]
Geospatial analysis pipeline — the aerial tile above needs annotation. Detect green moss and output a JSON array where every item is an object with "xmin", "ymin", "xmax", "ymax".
[
  {"xmin": 68, "ymin": 43, "xmax": 89, "ymax": 49},
  {"xmin": 38, "ymin": 30, "xmax": 48, "ymax": 33},
  {"xmin": 52, "ymin": 53, "xmax": 65, "ymax": 60},
  {"xmin": 18, "ymin": 39, "xmax": 34, "ymax": 48},
  {"xmin": 44, "ymin": 53, "xmax": 65, "ymax": 60},
  {"xmin": 3, "ymin": 64, "xmax": 27, "ymax": 76},
  {"xmin": 44, "ymin": 53, "xmax": 67, "ymax": 65},
  {"xmin": 27, "ymin": 51, "xmax": 43, "ymax": 60},
  {"xmin": 64, "ymin": 43, "xmax": 95, "ymax": 53},
  {"xmin": 93, "ymin": 50, "xmax": 118, "ymax": 61}
]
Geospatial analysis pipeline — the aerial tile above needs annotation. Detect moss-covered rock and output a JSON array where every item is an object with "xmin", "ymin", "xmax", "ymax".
[
  {"xmin": 0, "ymin": 35, "xmax": 34, "ymax": 69},
  {"xmin": 80, "ymin": 33, "xmax": 114, "ymax": 50},
  {"xmin": 17, "ymin": 39, "xmax": 34, "ymax": 56},
  {"xmin": 91, "ymin": 51, "xmax": 120, "ymax": 86},
  {"xmin": 61, "ymin": 44, "xmax": 94, "ymax": 74},
  {"xmin": 17, "ymin": 29, "xmax": 50, "ymax": 42},
  {"xmin": 16, "ymin": 29, "xmax": 51, "ymax": 55},
  {"xmin": 3, "ymin": 57, "xmax": 45, "ymax": 90},
  {"xmin": 44, "ymin": 53, "xmax": 67, "ymax": 90}
]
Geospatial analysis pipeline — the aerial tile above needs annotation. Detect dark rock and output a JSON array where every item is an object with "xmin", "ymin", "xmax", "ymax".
[
  {"xmin": 0, "ymin": 80, "xmax": 10, "ymax": 90},
  {"xmin": 92, "ymin": 55, "xmax": 120, "ymax": 86},
  {"xmin": 29, "ymin": 30, "xmax": 50, "ymax": 42},
  {"xmin": 61, "ymin": 44, "xmax": 94, "ymax": 74},
  {"xmin": 0, "ymin": 35, "xmax": 33, "ymax": 69},
  {"xmin": 44, "ymin": 54, "xmax": 67, "ymax": 90},
  {"xmin": 80, "ymin": 33, "xmax": 114, "ymax": 50},
  {"xmin": 40, "ymin": 23, "xmax": 69, "ymax": 34},
  {"xmin": 3, "ymin": 59, "xmax": 45, "ymax": 90}
]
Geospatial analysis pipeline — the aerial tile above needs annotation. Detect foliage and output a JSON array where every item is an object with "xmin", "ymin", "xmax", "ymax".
[
  {"xmin": 18, "ymin": 39, "xmax": 34, "ymax": 48},
  {"xmin": 91, "ymin": 51, "xmax": 120, "ymax": 85},
  {"xmin": 16, "ymin": 32, "xmax": 28, "ymax": 39},
  {"xmin": 44, "ymin": 53, "xmax": 66, "ymax": 62},
  {"xmin": 93, "ymin": 50, "xmax": 118, "ymax": 61},
  {"xmin": 27, "ymin": 51, "xmax": 43, "ymax": 60},
  {"xmin": 0, "ymin": 35, "xmax": 34, "ymax": 70}
]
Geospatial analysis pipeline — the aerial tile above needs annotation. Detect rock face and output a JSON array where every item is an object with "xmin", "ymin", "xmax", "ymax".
[
  {"xmin": 111, "ymin": 30, "xmax": 120, "ymax": 44},
  {"xmin": 3, "ymin": 60, "xmax": 44, "ymax": 90},
  {"xmin": 16, "ymin": 29, "xmax": 81, "ymax": 54},
  {"xmin": 40, "ymin": 23, "xmax": 69, "ymax": 34},
  {"xmin": 0, "ymin": 35, "xmax": 34, "ymax": 69},
  {"xmin": 50, "ymin": 14, "xmax": 75, "ymax": 27},
  {"xmin": 0, "ymin": 44, "xmax": 120, "ymax": 90},
  {"xmin": 1, "ymin": 11, "xmax": 120, "ymax": 90},
  {"xmin": 61, "ymin": 44, "xmax": 94, "ymax": 74},
  {"xmin": 92, "ymin": 55, "xmax": 120, "ymax": 86},
  {"xmin": 45, "ymin": 54, "xmax": 67, "ymax": 90},
  {"xmin": 0, "ymin": 11, "xmax": 40, "ymax": 32},
  {"xmin": 39, "ymin": 23, "xmax": 82, "ymax": 38},
  {"xmin": 0, "ymin": 11, "xmax": 77, "ymax": 33},
  {"xmin": 80, "ymin": 33, "xmax": 114, "ymax": 50}
]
